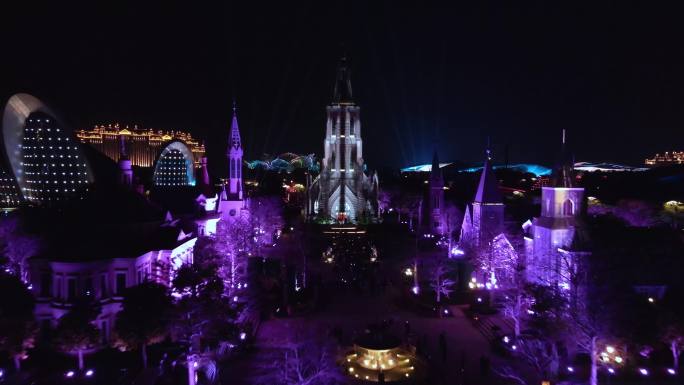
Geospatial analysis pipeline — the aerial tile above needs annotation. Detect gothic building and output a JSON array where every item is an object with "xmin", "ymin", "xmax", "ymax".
[
  {"xmin": 524, "ymin": 132, "xmax": 590, "ymax": 286},
  {"xmin": 422, "ymin": 151, "xmax": 445, "ymax": 235},
  {"xmin": 459, "ymin": 149, "xmax": 504, "ymax": 254},
  {"xmin": 217, "ymin": 104, "xmax": 246, "ymax": 220},
  {"xmin": 307, "ymin": 56, "xmax": 379, "ymax": 223}
]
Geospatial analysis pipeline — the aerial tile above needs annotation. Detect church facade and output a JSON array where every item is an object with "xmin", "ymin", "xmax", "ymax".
[
  {"xmin": 459, "ymin": 149, "xmax": 505, "ymax": 254},
  {"xmin": 306, "ymin": 57, "xmax": 379, "ymax": 223}
]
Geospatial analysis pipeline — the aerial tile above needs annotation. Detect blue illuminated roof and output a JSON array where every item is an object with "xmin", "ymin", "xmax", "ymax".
[{"xmin": 400, "ymin": 163, "xmax": 453, "ymax": 173}]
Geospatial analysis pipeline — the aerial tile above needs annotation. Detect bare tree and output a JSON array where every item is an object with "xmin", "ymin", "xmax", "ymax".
[
  {"xmin": 430, "ymin": 263, "xmax": 455, "ymax": 304},
  {"xmin": 0, "ymin": 216, "xmax": 42, "ymax": 282},
  {"xmin": 254, "ymin": 336, "xmax": 344, "ymax": 385},
  {"xmin": 661, "ymin": 323, "xmax": 684, "ymax": 370}
]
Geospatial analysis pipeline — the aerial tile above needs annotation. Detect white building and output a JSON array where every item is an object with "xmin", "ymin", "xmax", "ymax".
[
  {"xmin": 27, "ymin": 220, "xmax": 196, "ymax": 343},
  {"xmin": 524, "ymin": 132, "xmax": 590, "ymax": 286},
  {"xmin": 306, "ymin": 56, "xmax": 379, "ymax": 223}
]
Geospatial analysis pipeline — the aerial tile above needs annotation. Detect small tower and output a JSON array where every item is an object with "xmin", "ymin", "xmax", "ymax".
[
  {"xmin": 199, "ymin": 156, "xmax": 210, "ymax": 187},
  {"xmin": 218, "ymin": 102, "xmax": 246, "ymax": 220},
  {"xmin": 526, "ymin": 130, "xmax": 587, "ymax": 285},
  {"xmin": 423, "ymin": 151, "xmax": 445, "ymax": 235},
  {"xmin": 117, "ymin": 135, "xmax": 133, "ymax": 187},
  {"xmin": 459, "ymin": 146, "xmax": 504, "ymax": 252}
]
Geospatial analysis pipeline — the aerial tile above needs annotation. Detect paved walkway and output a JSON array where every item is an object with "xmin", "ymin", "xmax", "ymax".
[{"xmin": 224, "ymin": 286, "xmax": 500, "ymax": 384}]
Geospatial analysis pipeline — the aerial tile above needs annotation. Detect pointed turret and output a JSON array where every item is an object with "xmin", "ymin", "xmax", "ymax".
[
  {"xmin": 474, "ymin": 148, "xmax": 502, "ymax": 203},
  {"xmin": 430, "ymin": 150, "xmax": 443, "ymax": 183},
  {"xmin": 226, "ymin": 101, "xmax": 243, "ymax": 200},
  {"xmin": 551, "ymin": 129, "xmax": 574, "ymax": 188},
  {"xmin": 229, "ymin": 101, "xmax": 242, "ymax": 151},
  {"xmin": 332, "ymin": 55, "xmax": 353, "ymax": 104}
]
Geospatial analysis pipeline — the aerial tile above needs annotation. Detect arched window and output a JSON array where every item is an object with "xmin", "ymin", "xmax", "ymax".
[{"xmin": 562, "ymin": 199, "xmax": 574, "ymax": 216}]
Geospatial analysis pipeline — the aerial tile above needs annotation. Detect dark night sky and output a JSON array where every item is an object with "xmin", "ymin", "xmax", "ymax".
[{"xmin": 3, "ymin": 1, "xmax": 684, "ymax": 174}]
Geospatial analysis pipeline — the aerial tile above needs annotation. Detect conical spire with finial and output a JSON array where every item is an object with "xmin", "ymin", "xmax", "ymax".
[
  {"xmin": 430, "ymin": 150, "xmax": 443, "ymax": 183},
  {"xmin": 474, "ymin": 142, "xmax": 502, "ymax": 204},
  {"xmin": 230, "ymin": 100, "xmax": 241, "ymax": 150},
  {"xmin": 332, "ymin": 55, "xmax": 353, "ymax": 104},
  {"xmin": 551, "ymin": 129, "xmax": 574, "ymax": 188}
]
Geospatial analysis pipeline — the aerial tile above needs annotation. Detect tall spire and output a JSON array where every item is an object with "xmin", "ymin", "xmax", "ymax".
[
  {"xmin": 552, "ymin": 129, "xmax": 574, "ymax": 187},
  {"xmin": 230, "ymin": 100, "xmax": 241, "ymax": 150},
  {"xmin": 430, "ymin": 150, "xmax": 443, "ymax": 183},
  {"xmin": 474, "ymin": 146, "xmax": 502, "ymax": 203},
  {"xmin": 332, "ymin": 55, "xmax": 353, "ymax": 103}
]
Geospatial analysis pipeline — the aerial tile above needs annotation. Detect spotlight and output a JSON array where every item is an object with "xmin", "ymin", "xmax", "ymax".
[
  {"xmin": 65, "ymin": 370, "xmax": 75, "ymax": 378},
  {"xmin": 667, "ymin": 368, "xmax": 676, "ymax": 375},
  {"xmin": 639, "ymin": 368, "xmax": 648, "ymax": 376},
  {"xmin": 567, "ymin": 366, "xmax": 574, "ymax": 373},
  {"xmin": 85, "ymin": 369, "xmax": 94, "ymax": 377}
]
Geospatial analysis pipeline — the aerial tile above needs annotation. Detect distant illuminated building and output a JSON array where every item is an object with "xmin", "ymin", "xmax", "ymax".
[
  {"xmin": 0, "ymin": 164, "xmax": 21, "ymax": 208},
  {"xmin": 152, "ymin": 141, "xmax": 195, "ymax": 187},
  {"xmin": 645, "ymin": 151, "xmax": 684, "ymax": 166},
  {"xmin": 76, "ymin": 123, "xmax": 205, "ymax": 167},
  {"xmin": 2, "ymin": 93, "xmax": 93, "ymax": 205}
]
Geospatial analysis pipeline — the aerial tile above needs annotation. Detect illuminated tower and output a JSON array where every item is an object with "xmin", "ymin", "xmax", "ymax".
[
  {"xmin": 118, "ymin": 135, "xmax": 133, "ymax": 187},
  {"xmin": 525, "ymin": 130, "xmax": 588, "ymax": 285},
  {"xmin": 199, "ymin": 156, "xmax": 210, "ymax": 187},
  {"xmin": 227, "ymin": 104, "xmax": 243, "ymax": 200},
  {"xmin": 218, "ymin": 103, "xmax": 245, "ymax": 219},
  {"xmin": 308, "ymin": 55, "xmax": 379, "ymax": 223},
  {"xmin": 460, "ymin": 147, "xmax": 504, "ymax": 252},
  {"xmin": 423, "ymin": 151, "xmax": 445, "ymax": 235}
]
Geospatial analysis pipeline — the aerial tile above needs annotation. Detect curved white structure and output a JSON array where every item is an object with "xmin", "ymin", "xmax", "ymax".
[
  {"xmin": 2, "ymin": 93, "xmax": 92, "ymax": 204},
  {"xmin": 153, "ymin": 140, "xmax": 196, "ymax": 187}
]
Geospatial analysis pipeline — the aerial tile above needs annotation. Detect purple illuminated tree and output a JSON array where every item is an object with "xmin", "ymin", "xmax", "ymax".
[
  {"xmin": 214, "ymin": 216, "xmax": 253, "ymax": 297},
  {"xmin": 476, "ymin": 233, "xmax": 519, "ymax": 288},
  {"xmin": 0, "ymin": 216, "xmax": 42, "ymax": 281},
  {"xmin": 494, "ymin": 337, "xmax": 558, "ymax": 385},
  {"xmin": 249, "ymin": 196, "xmax": 284, "ymax": 248},
  {"xmin": 0, "ymin": 272, "xmax": 36, "ymax": 372},
  {"xmin": 254, "ymin": 334, "xmax": 344, "ymax": 385},
  {"xmin": 53, "ymin": 298, "xmax": 100, "ymax": 370},
  {"xmin": 113, "ymin": 282, "xmax": 173, "ymax": 368},
  {"xmin": 430, "ymin": 262, "xmax": 455, "ymax": 304},
  {"xmin": 661, "ymin": 324, "xmax": 684, "ymax": 371}
]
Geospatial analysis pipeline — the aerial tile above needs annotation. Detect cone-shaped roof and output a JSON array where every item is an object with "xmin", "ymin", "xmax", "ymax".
[
  {"xmin": 474, "ymin": 150, "xmax": 502, "ymax": 203},
  {"xmin": 430, "ymin": 150, "xmax": 443, "ymax": 183},
  {"xmin": 332, "ymin": 55, "xmax": 353, "ymax": 103}
]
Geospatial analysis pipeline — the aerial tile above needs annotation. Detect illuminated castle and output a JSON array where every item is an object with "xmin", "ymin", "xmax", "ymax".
[
  {"xmin": 524, "ymin": 131, "xmax": 590, "ymax": 286},
  {"xmin": 307, "ymin": 56, "xmax": 379, "ymax": 223},
  {"xmin": 76, "ymin": 123, "xmax": 205, "ymax": 168},
  {"xmin": 645, "ymin": 151, "xmax": 684, "ymax": 166}
]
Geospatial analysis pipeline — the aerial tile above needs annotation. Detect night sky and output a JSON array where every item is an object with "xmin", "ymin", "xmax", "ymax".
[{"xmin": 3, "ymin": 1, "xmax": 684, "ymax": 174}]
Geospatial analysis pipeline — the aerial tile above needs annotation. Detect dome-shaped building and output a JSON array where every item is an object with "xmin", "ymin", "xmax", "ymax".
[
  {"xmin": 152, "ymin": 140, "xmax": 196, "ymax": 187},
  {"xmin": 2, "ymin": 93, "xmax": 93, "ymax": 205}
]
